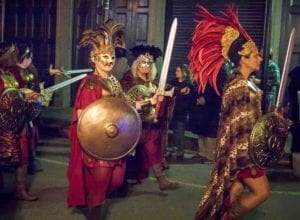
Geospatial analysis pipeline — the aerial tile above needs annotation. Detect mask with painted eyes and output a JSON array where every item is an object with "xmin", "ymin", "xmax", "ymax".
[
  {"xmin": 136, "ymin": 53, "xmax": 153, "ymax": 68},
  {"xmin": 94, "ymin": 53, "xmax": 115, "ymax": 66}
]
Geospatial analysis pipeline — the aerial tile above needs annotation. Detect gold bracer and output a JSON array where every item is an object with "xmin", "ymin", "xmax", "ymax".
[{"xmin": 221, "ymin": 26, "xmax": 240, "ymax": 60}]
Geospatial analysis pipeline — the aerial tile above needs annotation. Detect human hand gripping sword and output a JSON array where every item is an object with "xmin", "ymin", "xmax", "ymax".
[
  {"xmin": 153, "ymin": 17, "xmax": 177, "ymax": 122},
  {"xmin": 40, "ymin": 73, "xmax": 87, "ymax": 106},
  {"xmin": 49, "ymin": 64, "xmax": 92, "ymax": 78}
]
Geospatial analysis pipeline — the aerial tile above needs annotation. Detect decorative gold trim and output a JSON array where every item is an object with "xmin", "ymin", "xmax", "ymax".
[
  {"xmin": 238, "ymin": 40, "xmax": 258, "ymax": 57},
  {"xmin": 221, "ymin": 26, "xmax": 240, "ymax": 60}
]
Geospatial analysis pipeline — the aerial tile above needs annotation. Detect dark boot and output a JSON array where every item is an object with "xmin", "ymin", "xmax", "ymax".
[
  {"xmin": 16, "ymin": 166, "xmax": 38, "ymax": 201},
  {"xmin": 152, "ymin": 163, "xmax": 178, "ymax": 191},
  {"xmin": 88, "ymin": 205, "xmax": 102, "ymax": 220}
]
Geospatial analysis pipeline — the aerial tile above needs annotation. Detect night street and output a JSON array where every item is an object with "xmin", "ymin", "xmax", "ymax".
[{"xmin": 1, "ymin": 134, "xmax": 300, "ymax": 220}]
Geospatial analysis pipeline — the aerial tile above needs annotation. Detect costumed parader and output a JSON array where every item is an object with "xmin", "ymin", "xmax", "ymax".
[
  {"xmin": 188, "ymin": 5, "xmax": 291, "ymax": 219},
  {"xmin": 10, "ymin": 43, "xmax": 43, "ymax": 175},
  {"xmin": 0, "ymin": 42, "xmax": 40, "ymax": 201},
  {"xmin": 67, "ymin": 19, "xmax": 141, "ymax": 220},
  {"xmin": 121, "ymin": 44, "xmax": 178, "ymax": 191}
]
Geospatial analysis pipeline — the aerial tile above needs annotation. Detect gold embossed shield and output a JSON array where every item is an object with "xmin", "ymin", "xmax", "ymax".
[
  {"xmin": 77, "ymin": 97, "xmax": 141, "ymax": 160},
  {"xmin": 249, "ymin": 112, "xmax": 288, "ymax": 168},
  {"xmin": 0, "ymin": 88, "xmax": 25, "ymax": 132}
]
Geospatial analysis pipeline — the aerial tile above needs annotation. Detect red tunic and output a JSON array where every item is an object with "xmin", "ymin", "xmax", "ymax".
[
  {"xmin": 121, "ymin": 71, "xmax": 170, "ymax": 180},
  {"xmin": 67, "ymin": 73, "xmax": 125, "ymax": 208}
]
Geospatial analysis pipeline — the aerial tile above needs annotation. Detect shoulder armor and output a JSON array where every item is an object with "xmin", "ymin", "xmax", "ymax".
[
  {"xmin": 83, "ymin": 77, "xmax": 99, "ymax": 90},
  {"xmin": 0, "ymin": 72, "xmax": 19, "ymax": 89}
]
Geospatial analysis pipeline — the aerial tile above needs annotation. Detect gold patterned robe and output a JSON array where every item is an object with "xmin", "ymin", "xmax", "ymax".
[{"xmin": 195, "ymin": 72, "xmax": 262, "ymax": 220}]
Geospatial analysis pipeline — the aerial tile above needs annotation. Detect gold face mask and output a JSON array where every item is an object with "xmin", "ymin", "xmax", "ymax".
[
  {"xmin": 93, "ymin": 53, "xmax": 115, "ymax": 66},
  {"xmin": 91, "ymin": 45, "xmax": 115, "ymax": 65}
]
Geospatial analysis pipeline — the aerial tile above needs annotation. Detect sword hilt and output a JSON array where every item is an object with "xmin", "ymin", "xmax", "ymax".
[{"xmin": 40, "ymin": 89, "xmax": 53, "ymax": 107}]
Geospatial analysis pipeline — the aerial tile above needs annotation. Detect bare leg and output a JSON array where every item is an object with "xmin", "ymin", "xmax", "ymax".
[
  {"xmin": 239, "ymin": 175, "xmax": 269, "ymax": 211},
  {"xmin": 229, "ymin": 181, "xmax": 244, "ymax": 203},
  {"xmin": 229, "ymin": 175, "xmax": 270, "ymax": 219},
  {"xmin": 152, "ymin": 163, "xmax": 178, "ymax": 191},
  {"xmin": 16, "ymin": 165, "xmax": 38, "ymax": 201}
]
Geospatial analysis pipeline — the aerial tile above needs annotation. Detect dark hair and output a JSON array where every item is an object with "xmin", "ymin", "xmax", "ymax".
[
  {"xmin": 178, "ymin": 64, "xmax": 191, "ymax": 81},
  {"xmin": 228, "ymin": 37, "xmax": 247, "ymax": 66},
  {"xmin": 130, "ymin": 45, "xmax": 162, "ymax": 61},
  {"xmin": 16, "ymin": 43, "xmax": 32, "ymax": 63}
]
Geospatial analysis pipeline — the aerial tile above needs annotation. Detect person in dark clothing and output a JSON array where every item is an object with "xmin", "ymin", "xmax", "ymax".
[
  {"xmin": 288, "ymin": 66, "xmax": 300, "ymax": 154},
  {"xmin": 169, "ymin": 64, "xmax": 194, "ymax": 160},
  {"xmin": 189, "ymin": 62, "xmax": 231, "ymax": 162}
]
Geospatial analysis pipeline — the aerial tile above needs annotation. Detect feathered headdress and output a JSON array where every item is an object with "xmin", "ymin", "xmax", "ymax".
[
  {"xmin": 130, "ymin": 45, "xmax": 162, "ymax": 61},
  {"xmin": 78, "ymin": 19, "xmax": 125, "ymax": 55},
  {"xmin": 188, "ymin": 5, "xmax": 257, "ymax": 95}
]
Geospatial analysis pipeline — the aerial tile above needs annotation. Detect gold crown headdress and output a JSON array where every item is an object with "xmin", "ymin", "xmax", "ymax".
[
  {"xmin": 78, "ymin": 19, "xmax": 125, "ymax": 55},
  {"xmin": 189, "ymin": 5, "xmax": 258, "ymax": 95}
]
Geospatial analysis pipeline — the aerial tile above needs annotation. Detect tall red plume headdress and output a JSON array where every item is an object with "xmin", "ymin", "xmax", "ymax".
[{"xmin": 188, "ymin": 5, "xmax": 257, "ymax": 95}]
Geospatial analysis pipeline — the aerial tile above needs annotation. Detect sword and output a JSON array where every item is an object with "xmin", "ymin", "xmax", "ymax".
[
  {"xmin": 61, "ymin": 67, "xmax": 93, "ymax": 76},
  {"xmin": 40, "ymin": 73, "xmax": 87, "ymax": 106},
  {"xmin": 43, "ymin": 73, "xmax": 87, "ymax": 93},
  {"xmin": 276, "ymin": 28, "xmax": 296, "ymax": 109},
  {"xmin": 157, "ymin": 17, "xmax": 178, "ymax": 95},
  {"xmin": 249, "ymin": 28, "xmax": 295, "ymax": 168},
  {"xmin": 49, "ymin": 64, "xmax": 92, "ymax": 78},
  {"xmin": 153, "ymin": 18, "xmax": 177, "ymax": 122}
]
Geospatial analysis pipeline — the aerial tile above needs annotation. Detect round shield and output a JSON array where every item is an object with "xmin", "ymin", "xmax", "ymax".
[
  {"xmin": 249, "ymin": 112, "xmax": 288, "ymax": 168},
  {"xmin": 77, "ymin": 97, "xmax": 142, "ymax": 160},
  {"xmin": 0, "ymin": 88, "xmax": 25, "ymax": 133}
]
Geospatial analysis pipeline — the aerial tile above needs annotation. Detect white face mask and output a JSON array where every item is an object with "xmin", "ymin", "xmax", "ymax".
[{"xmin": 136, "ymin": 54, "xmax": 153, "ymax": 68}]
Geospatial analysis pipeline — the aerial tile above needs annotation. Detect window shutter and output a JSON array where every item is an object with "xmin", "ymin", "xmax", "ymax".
[{"xmin": 165, "ymin": 0, "xmax": 266, "ymax": 78}]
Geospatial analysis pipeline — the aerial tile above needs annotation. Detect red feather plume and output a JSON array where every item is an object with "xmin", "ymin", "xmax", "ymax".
[{"xmin": 188, "ymin": 5, "xmax": 251, "ymax": 95}]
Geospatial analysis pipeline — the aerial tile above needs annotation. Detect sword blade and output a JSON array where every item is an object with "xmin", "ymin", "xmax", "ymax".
[
  {"xmin": 158, "ymin": 18, "xmax": 178, "ymax": 93},
  {"xmin": 44, "ymin": 73, "xmax": 87, "ymax": 93},
  {"xmin": 276, "ymin": 28, "xmax": 296, "ymax": 107},
  {"xmin": 63, "ymin": 68, "xmax": 93, "ymax": 75}
]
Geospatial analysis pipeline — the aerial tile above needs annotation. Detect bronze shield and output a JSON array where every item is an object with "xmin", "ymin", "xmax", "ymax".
[
  {"xmin": 0, "ymin": 88, "xmax": 25, "ymax": 133},
  {"xmin": 77, "ymin": 97, "xmax": 142, "ymax": 160},
  {"xmin": 249, "ymin": 112, "xmax": 289, "ymax": 168}
]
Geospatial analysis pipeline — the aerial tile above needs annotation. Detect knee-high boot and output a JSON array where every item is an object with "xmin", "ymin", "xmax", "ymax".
[
  {"xmin": 88, "ymin": 205, "xmax": 102, "ymax": 220},
  {"xmin": 16, "ymin": 165, "xmax": 38, "ymax": 201},
  {"xmin": 152, "ymin": 163, "xmax": 178, "ymax": 191}
]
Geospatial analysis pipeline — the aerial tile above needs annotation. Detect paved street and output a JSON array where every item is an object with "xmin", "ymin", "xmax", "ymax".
[{"xmin": 1, "ymin": 134, "xmax": 300, "ymax": 220}]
